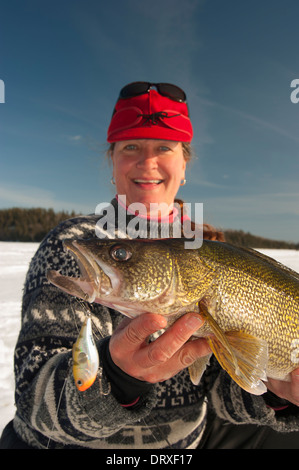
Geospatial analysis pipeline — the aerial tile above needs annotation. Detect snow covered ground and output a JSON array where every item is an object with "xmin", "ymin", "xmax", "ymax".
[
  {"xmin": 0, "ymin": 242, "xmax": 39, "ymax": 435},
  {"xmin": 0, "ymin": 241, "xmax": 299, "ymax": 435}
]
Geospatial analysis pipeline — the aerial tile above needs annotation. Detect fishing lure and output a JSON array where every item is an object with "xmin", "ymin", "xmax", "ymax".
[{"xmin": 72, "ymin": 316, "xmax": 99, "ymax": 391}]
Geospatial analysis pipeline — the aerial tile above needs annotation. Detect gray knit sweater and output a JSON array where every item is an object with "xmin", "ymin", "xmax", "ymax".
[{"xmin": 12, "ymin": 198, "xmax": 299, "ymax": 448}]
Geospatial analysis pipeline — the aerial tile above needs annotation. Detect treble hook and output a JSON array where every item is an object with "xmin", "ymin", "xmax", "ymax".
[{"xmin": 98, "ymin": 366, "xmax": 111, "ymax": 396}]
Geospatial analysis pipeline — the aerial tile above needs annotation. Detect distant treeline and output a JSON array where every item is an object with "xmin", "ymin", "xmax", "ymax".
[
  {"xmin": 0, "ymin": 208, "xmax": 298, "ymax": 248},
  {"xmin": 224, "ymin": 229, "xmax": 299, "ymax": 250},
  {"xmin": 0, "ymin": 207, "xmax": 78, "ymax": 242}
]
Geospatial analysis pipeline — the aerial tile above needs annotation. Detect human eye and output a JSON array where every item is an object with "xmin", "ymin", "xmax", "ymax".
[
  {"xmin": 157, "ymin": 144, "xmax": 172, "ymax": 153},
  {"xmin": 124, "ymin": 144, "xmax": 137, "ymax": 151},
  {"xmin": 123, "ymin": 142, "xmax": 138, "ymax": 151}
]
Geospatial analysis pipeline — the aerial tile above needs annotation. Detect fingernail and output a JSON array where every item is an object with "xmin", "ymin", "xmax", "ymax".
[{"xmin": 185, "ymin": 315, "xmax": 204, "ymax": 329}]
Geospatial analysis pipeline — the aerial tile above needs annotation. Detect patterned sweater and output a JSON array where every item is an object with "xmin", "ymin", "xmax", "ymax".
[{"xmin": 12, "ymin": 198, "xmax": 299, "ymax": 448}]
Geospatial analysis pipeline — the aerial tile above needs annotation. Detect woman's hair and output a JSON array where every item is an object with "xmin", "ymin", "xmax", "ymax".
[
  {"xmin": 107, "ymin": 142, "xmax": 225, "ymax": 242},
  {"xmin": 181, "ymin": 142, "xmax": 193, "ymax": 163},
  {"xmin": 174, "ymin": 198, "xmax": 225, "ymax": 242}
]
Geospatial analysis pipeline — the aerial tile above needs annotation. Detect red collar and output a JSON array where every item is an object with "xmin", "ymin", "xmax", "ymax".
[{"xmin": 116, "ymin": 194, "xmax": 190, "ymax": 223}]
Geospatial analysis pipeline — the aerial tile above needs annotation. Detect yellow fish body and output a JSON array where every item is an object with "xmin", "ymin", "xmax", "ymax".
[
  {"xmin": 72, "ymin": 316, "xmax": 99, "ymax": 391},
  {"xmin": 48, "ymin": 238, "xmax": 299, "ymax": 395}
]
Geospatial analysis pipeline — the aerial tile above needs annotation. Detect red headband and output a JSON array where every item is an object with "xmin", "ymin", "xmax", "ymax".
[{"xmin": 107, "ymin": 90, "xmax": 193, "ymax": 143}]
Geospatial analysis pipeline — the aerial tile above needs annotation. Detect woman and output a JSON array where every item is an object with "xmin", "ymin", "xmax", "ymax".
[{"xmin": 1, "ymin": 82, "xmax": 298, "ymax": 449}]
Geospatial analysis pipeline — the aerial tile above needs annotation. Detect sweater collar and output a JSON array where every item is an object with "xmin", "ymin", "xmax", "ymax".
[
  {"xmin": 115, "ymin": 194, "xmax": 179, "ymax": 224},
  {"xmin": 95, "ymin": 197, "xmax": 187, "ymax": 240}
]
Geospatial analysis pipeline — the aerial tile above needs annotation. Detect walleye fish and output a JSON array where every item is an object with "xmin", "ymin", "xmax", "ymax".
[
  {"xmin": 72, "ymin": 316, "xmax": 99, "ymax": 391},
  {"xmin": 47, "ymin": 238, "xmax": 299, "ymax": 395}
]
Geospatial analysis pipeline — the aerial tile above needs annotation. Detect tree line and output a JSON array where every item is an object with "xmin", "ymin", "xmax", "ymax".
[
  {"xmin": 0, "ymin": 207, "xmax": 78, "ymax": 242},
  {"xmin": 223, "ymin": 229, "xmax": 299, "ymax": 250},
  {"xmin": 0, "ymin": 207, "xmax": 298, "ymax": 248}
]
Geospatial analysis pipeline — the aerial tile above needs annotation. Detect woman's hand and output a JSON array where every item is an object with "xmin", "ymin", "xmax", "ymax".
[
  {"xmin": 109, "ymin": 312, "xmax": 211, "ymax": 383},
  {"xmin": 266, "ymin": 369, "xmax": 299, "ymax": 407}
]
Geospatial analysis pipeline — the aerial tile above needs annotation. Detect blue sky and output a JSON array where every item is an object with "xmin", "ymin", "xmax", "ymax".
[{"xmin": 1, "ymin": 0, "xmax": 299, "ymax": 242}]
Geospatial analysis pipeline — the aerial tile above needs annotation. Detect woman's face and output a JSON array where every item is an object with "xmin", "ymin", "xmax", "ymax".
[{"xmin": 111, "ymin": 140, "xmax": 186, "ymax": 217}]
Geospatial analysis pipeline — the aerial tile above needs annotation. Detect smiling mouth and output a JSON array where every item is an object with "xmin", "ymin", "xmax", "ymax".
[{"xmin": 133, "ymin": 179, "xmax": 164, "ymax": 185}]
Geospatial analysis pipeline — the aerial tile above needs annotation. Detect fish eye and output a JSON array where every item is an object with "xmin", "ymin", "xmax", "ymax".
[{"xmin": 110, "ymin": 245, "xmax": 132, "ymax": 262}]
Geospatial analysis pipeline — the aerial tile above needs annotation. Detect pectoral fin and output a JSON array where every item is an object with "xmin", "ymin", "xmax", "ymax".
[
  {"xmin": 188, "ymin": 354, "xmax": 212, "ymax": 385},
  {"xmin": 199, "ymin": 302, "xmax": 268, "ymax": 395}
]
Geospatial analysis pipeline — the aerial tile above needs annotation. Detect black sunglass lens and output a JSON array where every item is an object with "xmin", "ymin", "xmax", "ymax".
[
  {"xmin": 118, "ymin": 82, "xmax": 187, "ymax": 104},
  {"xmin": 119, "ymin": 82, "xmax": 149, "ymax": 98},
  {"xmin": 157, "ymin": 83, "xmax": 186, "ymax": 102}
]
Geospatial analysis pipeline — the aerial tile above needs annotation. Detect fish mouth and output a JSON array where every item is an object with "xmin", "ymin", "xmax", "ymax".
[{"xmin": 47, "ymin": 239, "xmax": 113, "ymax": 303}]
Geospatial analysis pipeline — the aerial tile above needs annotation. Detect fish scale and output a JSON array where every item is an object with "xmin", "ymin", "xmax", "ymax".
[
  {"xmin": 200, "ymin": 246, "xmax": 299, "ymax": 382},
  {"xmin": 47, "ymin": 238, "xmax": 299, "ymax": 395}
]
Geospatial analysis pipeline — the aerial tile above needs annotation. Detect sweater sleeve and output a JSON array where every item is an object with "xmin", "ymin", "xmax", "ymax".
[
  {"xmin": 101, "ymin": 336, "xmax": 153, "ymax": 407},
  {"xmin": 208, "ymin": 364, "xmax": 299, "ymax": 433},
  {"xmin": 13, "ymin": 216, "xmax": 157, "ymax": 448}
]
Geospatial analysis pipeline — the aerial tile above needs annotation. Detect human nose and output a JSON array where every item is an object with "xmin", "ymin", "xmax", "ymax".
[{"xmin": 135, "ymin": 147, "xmax": 158, "ymax": 169}]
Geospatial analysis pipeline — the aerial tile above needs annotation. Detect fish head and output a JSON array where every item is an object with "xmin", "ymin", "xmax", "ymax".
[{"xmin": 47, "ymin": 238, "xmax": 177, "ymax": 317}]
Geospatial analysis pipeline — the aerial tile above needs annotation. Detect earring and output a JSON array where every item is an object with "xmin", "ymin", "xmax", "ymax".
[
  {"xmin": 180, "ymin": 179, "xmax": 186, "ymax": 186},
  {"xmin": 110, "ymin": 176, "xmax": 115, "ymax": 185}
]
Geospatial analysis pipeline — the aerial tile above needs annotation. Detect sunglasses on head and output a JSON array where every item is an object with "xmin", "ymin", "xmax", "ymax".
[{"xmin": 118, "ymin": 81, "xmax": 187, "ymax": 103}]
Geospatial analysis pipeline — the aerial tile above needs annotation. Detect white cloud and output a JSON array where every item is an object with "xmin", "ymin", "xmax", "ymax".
[
  {"xmin": 189, "ymin": 192, "xmax": 299, "ymax": 242},
  {"xmin": 68, "ymin": 135, "xmax": 82, "ymax": 142},
  {"xmin": 205, "ymin": 192, "xmax": 299, "ymax": 217},
  {"xmin": 0, "ymin": 183, "xmax": 91, "ymax": 214},
  {"xmin": 198, "ymin": 97, "xmax": 299, "ymax": 144}
]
